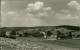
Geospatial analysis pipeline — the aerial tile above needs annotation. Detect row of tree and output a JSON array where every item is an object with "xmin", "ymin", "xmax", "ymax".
[
  {"xmin": 56, "ymin": 31, "xmax": 80, "ymax": 40},
  {"xmin": 0, "ymin": 30, "xmax": 53, "ymax": 39}
]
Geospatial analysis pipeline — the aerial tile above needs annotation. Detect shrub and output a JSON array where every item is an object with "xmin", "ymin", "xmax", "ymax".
[
  {"xmin": 32, "ymin": 31, "xmax": 44, "ymax": 37},
  {"xmin": 0, "ymin": 31, "xmax": 6, "ymax": 37},
  {"xmin": 23, "ymin": 32, "xmax": 30, "ymax": 37},
  {"xmin": 47, "ymin": 31, "xmax": 53, "ymax": 36}
]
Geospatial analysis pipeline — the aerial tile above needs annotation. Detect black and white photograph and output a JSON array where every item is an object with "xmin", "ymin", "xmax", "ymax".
[{"xmin": 0, "ymin": 0, "xmax": 80, "ymax": 50}]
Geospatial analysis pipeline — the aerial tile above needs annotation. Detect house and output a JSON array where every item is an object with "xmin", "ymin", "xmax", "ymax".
[{"xmin": 5, "ymin": 31, "xmax": 12, "ymax": 37}]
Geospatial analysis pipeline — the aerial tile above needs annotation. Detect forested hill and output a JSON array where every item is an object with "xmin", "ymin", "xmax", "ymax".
[
  {"xmin": 0, "ymin": 25, "xmax": 80, "ymax": 32},
  {"xmin": 56, "ymin": 25, "xmax": 80, "ymax": 30}
]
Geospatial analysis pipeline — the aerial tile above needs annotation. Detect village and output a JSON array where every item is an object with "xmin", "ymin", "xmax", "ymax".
[
  {"xmin": 0, "ymin": 26, "xmax": 80, "ymax": 50},
  {"xmin": 1, "ymin": 26, "xmax": 80, "ymax": 39}
]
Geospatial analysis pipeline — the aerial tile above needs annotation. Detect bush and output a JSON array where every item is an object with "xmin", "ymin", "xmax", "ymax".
[
  {"xmin": 68, "ymin": 32, "xmax": 72, "ymax": 39},
  {"xmin": 23, "ymin": 32, "xmax": 30, "ymax": 37},
  {"xmin": 47, "ymin": 31, "xmax": 53, "ymax": 36},
  {"xmin": 32, "ymin": 31, "xmax": 44, "ymax": 37},
  {"xmin": 0, "ymin": 31, "xmax": 6, "ymax": 37},
  {"xmin": 9, "ymin": 31, "xmax": 16, "ymax": 39},
  {"xmin": 11, "ymin": 31, "xmax": 16, "ymax": 35}
]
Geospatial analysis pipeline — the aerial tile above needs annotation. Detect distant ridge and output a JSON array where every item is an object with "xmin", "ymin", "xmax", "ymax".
[
  {"xmin": 56, "ymin": 25, "xmax": 80, "ymax": 30},
  {"xmin": 0, "ymin": 25, "xmax": 80, "ymax": 32}
]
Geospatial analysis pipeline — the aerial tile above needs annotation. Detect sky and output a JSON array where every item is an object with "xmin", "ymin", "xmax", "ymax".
[{"xmin": 1, "ymin": 0, "xmax": 80, "ymax": 27}]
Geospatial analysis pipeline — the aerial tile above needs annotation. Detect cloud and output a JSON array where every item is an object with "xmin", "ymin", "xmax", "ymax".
[
  {"xmin": 1, "ymin": 1, "xmax": 6, "ymax": 8},
  {"xmin": 68, "ymin": 0, "xmax": 80, "ymax": 10},
  {"xmin": 56, "ymin": 13, "xmax": 79, "ymax": 20},
  {"xmin": 73, "ymin": 15, "xmax": 79, "ymax": 19},
  {"xmin": 25, "ymin": 13, "xmax": 34, "ymax": 19},
  {"xmin": 56, "ymin": 13, "xmax": 61, "ymax": 16},
  {"xmin": 25, "ymin": 13, "xmax": 43, "ymax": 24},
  {"xmin": 8, "ymin": 11, "xmax": 16, "ymax": 15},
  {"xmin": 7, "ymin": 11, "xmax": 19, "ymax": 16},
  {"xmin": 25, "ymin": 1, "xmax": 52, "ymax": 12},
  {"xmin": 1, "ymin": 11, "xmax": 6, "ymax": 15},
  {"xmin": 61, "ymin": 10, "xmax": 69, "ymax": 13},
  {"xmin": 24, "ymin": 1, "xmax": 53, "ymax": 19},
  {"xmin": 23, "ymin": 1, "xmax": 53, "ymax": 26},
  {"xmin": 1, "ymin": 1, "xmax": 53, "ymax": 27},
  {"xmin": 24, "ymin": 1, "xmax": 53, "ymax": 22},
  {"xmin": 38, "ymin": 12, "xmax": 49, "ymax": 17},
  {"xmin": 26, "ymin": 1, "xmax": 44, "ymax": 11},
  {"xmin": 1, "ymin": 1, "xmax": 6, "ymax": 5}
]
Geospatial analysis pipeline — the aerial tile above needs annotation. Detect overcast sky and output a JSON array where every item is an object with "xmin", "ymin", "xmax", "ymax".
[{"xmin": 1, "ymin": 0, "xmax": 80, "ymax": 27}]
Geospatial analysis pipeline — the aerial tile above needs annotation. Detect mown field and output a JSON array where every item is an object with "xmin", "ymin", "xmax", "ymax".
[
  {"xmin": 15, "ymin": 37, "xmax": 80, "ymax": 50},
  {"xmin": 44, "ymin": 39, "xmax": 80, "ymax": 48},
  {"xmin": 16, "ymin": 37, "xmax": 80, "ymax": 48},
  {"xmin": 0, "ymin": 37, "xmax": 79, "ymax": 50}
]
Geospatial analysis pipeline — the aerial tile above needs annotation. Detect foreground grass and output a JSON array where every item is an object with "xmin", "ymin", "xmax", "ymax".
[
  {"xmin": 14, "ymin": 37, "xmax": 80, "ymax": 50},
  {"xmin": 16, "ymin": 37, "xmax": 44, "ymax": 42},
  {"xmin": 16, "ymin": 37, "xmax": 80, "ymax": 48},
  {"xmin": 0, "ymin": 37, "xmax": 52, "ymax": 50},
  {"xmin": 44, "ymin": 39, "xmax": 80, "ymax": 48}
]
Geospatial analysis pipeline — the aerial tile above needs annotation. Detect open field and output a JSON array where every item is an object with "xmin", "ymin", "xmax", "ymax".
[
  {"xmin": 0, "ymin": 37, "xmax": 79, "ymax": 50},
  {"xmin": 44, "ymin": 39, "xmax": 80, "ymax": 48},
  {"xmin": 0, "ymin": 37, "xmax": 51, "ymax": 50},
  {"xmin": 15, "ymin": 37, "xmax": 80, "ymax": 50},
  {"xmin": 16, "ymin": 37, "xmax": 80, "ymax": 48}
]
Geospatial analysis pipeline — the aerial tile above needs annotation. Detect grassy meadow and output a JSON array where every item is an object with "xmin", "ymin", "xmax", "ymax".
[{"xmin": 15, "ymin": 37, "xmax": 80, "ymax": 49}]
